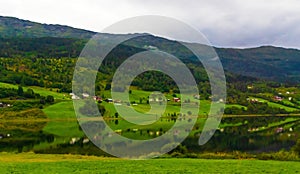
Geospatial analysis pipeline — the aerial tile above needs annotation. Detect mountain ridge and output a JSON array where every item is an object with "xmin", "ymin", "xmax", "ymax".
[
  {"xmin": 1, "ymin": 16, "xmax": 300, "ymax": 83},
  {"xmin": 1, "ymin": 15, "xmax": 299, "ymax": 51},
  {"xmin": 0, "ymin": 16, "xmax": 95, "ymax": 39}
]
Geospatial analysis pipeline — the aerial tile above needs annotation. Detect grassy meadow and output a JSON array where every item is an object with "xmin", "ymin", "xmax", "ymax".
[
  {"xmin": 0, "ymin": 82, "xmax": 68, "ymax": 100},
  {"xmin": 0, "ymin": 153, "xmax": 299, "ymax": 174}
]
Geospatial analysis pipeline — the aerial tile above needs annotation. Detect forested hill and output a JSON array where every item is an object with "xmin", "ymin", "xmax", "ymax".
[
  {"xmin": 216, "ymin": 46, "xmax": 300, "ymax": 83},
  {"xmin": 0, "ymin": 16, "xmax": 95, "ymax": 39},
  {"xmin": 1, "ymin": 16, "xmax": 300, "ymax": 83},
  {"xmin": 1, "ymin": 36, "xmax": 300, "ymax": 83},
  {"xmin": 0, "ymin": 37, "xmax": 86, "ymax": 58}
]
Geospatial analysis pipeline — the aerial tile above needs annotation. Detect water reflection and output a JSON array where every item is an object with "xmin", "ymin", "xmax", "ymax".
[
  {"xmin": 0, "ymin": 121, "xmax": 53, "ymax": 152},
  {"xmin": 0, "ymin": 116, "xmax": 299, "ymax": 155}
]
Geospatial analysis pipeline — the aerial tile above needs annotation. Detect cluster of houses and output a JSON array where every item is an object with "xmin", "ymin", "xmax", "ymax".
[
  {"xmin": 69, "ymin": 92, "xmax": 211, "ymax": 104},
  {"xmin": 0, "ymin": 133, "xmax": 11, "ymax": 139},
  {"xmin": 247, "ymin": 94, "xmax": 293, "ymax": 103},
  {"xmin": 93, "ymin": 96, "xmax": 103, "ymax": 102},
  {"xmin": 247, "ymin": 84, "xmax": 295, "ymax": 101},
  {"xmin": 247, "ymin": 98, "xmax": 260, "ymax": 103},
  {"xmin": 70, "ymin": 92, "xmax": 121, "ymax": 105},
  {"xmin": 143, "ymin": 45, "xmax": 158, "ymax": 50},
  {"xmin": 173, "ymin": 97, "xmax": 181, "ymax": 102},
  {"xmin": 274, "ymin": 96, "xmax": 283, "ymax": 101},
  {"xmin": 70, "ymin": 93, "xmax": 81, "ymax": 100},
  {"xmin": 69, "ymin": 137, "xmax": 89, "ymax": 145},
  {"xmin": 0, "ymin": 102, "xmax": 12, "ymax": 108},
  {"xmin": 275, "ymin": 93, "xmax": 294, "ymax": 101},
  {"xmin": 271, "ymin": 95, "xmax": 293, "ymax": 102},
  {"xmin": 70, "ymin": 92, "xmax": 205, "ymax": 105},
  {"xmin": 69, "ymin": 93, "xmax": 92, "ymax": 100}
]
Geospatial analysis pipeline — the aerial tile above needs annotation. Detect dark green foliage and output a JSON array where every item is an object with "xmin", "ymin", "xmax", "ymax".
[
  {"xmin": 0, "ymin": 58, "xmax": 75, "ymax": 92},
  {"xmin": 46, "ymin": 95, "xmax": 54, "ymax": 103},
  {"xmin": 114, "ymin": 112, "xmax": 119, "ymax": 118},
  {"xmin": 24, "ymin": 88, "xmax": 35, "ymax": 98},
  {"xmin": 17, "ymin": 86, "xmax": 23, "ymax": 96},
  {"xmin": 98, "ymin": 105, "xmax": 106, "ymax": 116},
  {"xmin": 0, "ymin": 37, "xmax": 86, "ymax": 58},
  {"xmin": 293, "ymin": 139, "xmax": 300, "ymax": 156},
  {"xmin": 217, "ymin": 46, "xmax": 300, "ymax": 83}
]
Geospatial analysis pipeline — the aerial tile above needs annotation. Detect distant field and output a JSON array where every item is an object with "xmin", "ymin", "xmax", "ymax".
[
  {"xmin": 0, "ymin": 153, "xmax": 299, "ymax": 174},
  {"xmin": 43, "ymin": 101, "xmax": 76, "ymax": 120},
  {"xmin": 226, "ymin": 104, "xmax": 247, "ymax": 109},
  {"xmin": 0, "ymin": 82, "xmax": 68, "ymax": 100},
  {"xmin": 249, "ymin": 96, "xmax": 299, "ymax": 112}
]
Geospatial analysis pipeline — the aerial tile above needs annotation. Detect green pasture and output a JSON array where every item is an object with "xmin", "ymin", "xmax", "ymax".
[
  {"xmin": 249, "ymin": 96, "xmax": 299, "ymax": 112},
  {"xmin": 42, "ymin": 101, "xmax": 82, "ymax": 137},
  {"xmin": 0, "ymin": 82, "xmax": 68, "ymax": 100},
  {"xmin": 0, "ymin": 153, "xmax": 299, "ymax": 174}
]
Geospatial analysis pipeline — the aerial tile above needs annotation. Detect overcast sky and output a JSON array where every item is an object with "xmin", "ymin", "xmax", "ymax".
[{"xmin": 1, "ymin": 0, "xmax": 300, "ymax": 49}]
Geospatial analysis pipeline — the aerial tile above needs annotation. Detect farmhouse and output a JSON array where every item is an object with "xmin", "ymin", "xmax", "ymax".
[
  {"xmin": 247, "ymin": 98, "xmax": 259, "ymax": 103},
  {"xmin": 105, "ymin": 98, "xmax": 113, "ymax": 103},
  {"xmin": 275, "ymin": 127, "xmax": 283, "ymax": 133},
  {"xmin": 93, "ymin": 96, "xmax": 102, "ymax": 102},
  {"xmin": 274, "ymin": 96, "xmax": 283, "ymax": 101},
  {"xmin": 0, "ymin": 102, "xmax": 12, "ymax": 108},
  {"xmin": 114, "ymin": 99, "xmax": 122, "ymax": 103},
  {"xmin": 193, "ymin": 94, "xmax": 201, "ymax": 100},
  {"xmin": 149, "ymin": 97, "xmax": 164, "ymax": 102},
  {"xmin": 143, "ymin": 45, "xmax": 158, "ymax": 50},
  {"xmin": 247, "ymin": 85, "xmax": 254, "ymax": 89},
  {"xmin": 173, "ymin": 97, "xmax": 181, "ymax": 102},
  {"xmin": 82, "ymin": 93, "xmax": 90, "ymax": 98},
  {"xmin": 70, "ymin": 93, "xmax": 80, "ymax": 100}
]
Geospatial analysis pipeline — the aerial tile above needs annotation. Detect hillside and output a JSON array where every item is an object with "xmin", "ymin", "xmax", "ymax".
[
  {"xmin": 1, "ymin": 16, "xmax": 300, "ymax": 83},
  {"xmin": 216, "ymin": 46, "xmax": 300, "ymax": 83},
  {"xmin": 0, "ymin": 16, "xmax": 95, "ymax": 39}
]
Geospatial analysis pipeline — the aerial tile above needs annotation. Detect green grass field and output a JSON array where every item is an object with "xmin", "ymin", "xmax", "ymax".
[
  {"xmin": 249, "ymin": 96, "xmax": 299, "ymax": 112},
  {"xmin": 43, "ymin": 101, "xmax": 76, "ymax": 120},
  {"xmin": 0, "ymin": 82, "xmax": 68, "ymax": 100},
  {"xmin": 42, "ymin": 101, "xmax": 83, "ymax": 137},
  {"xmin": 0, "ymin": 153, "xmax": 299, "ymax": 174}
]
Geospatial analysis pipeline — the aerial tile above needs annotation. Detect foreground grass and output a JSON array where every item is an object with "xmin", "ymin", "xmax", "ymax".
[{"xmin": 0, "ymin": 153, "xmax": 299, "ymax": 174}]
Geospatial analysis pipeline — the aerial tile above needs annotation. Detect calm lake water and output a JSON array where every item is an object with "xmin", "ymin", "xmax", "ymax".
[{"xmin": 0, "ymin": 116, "xmax": 299, "ymax": 155}]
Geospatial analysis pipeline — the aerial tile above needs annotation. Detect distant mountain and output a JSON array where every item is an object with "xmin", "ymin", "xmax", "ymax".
[
  {"xmin": 0, "ymin": 16, "xmax": 95, "ymax": 39},
  {"xmin": 216, "ymin": 46, "xmax": 300, "ymax": 83},
  {"xmin": 1, "ymin": 16, "xmax": 300, "ymax": 83},
  {"xmin": 123, "ymin": 35, "xmax": 300, "ymax": 83}
]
